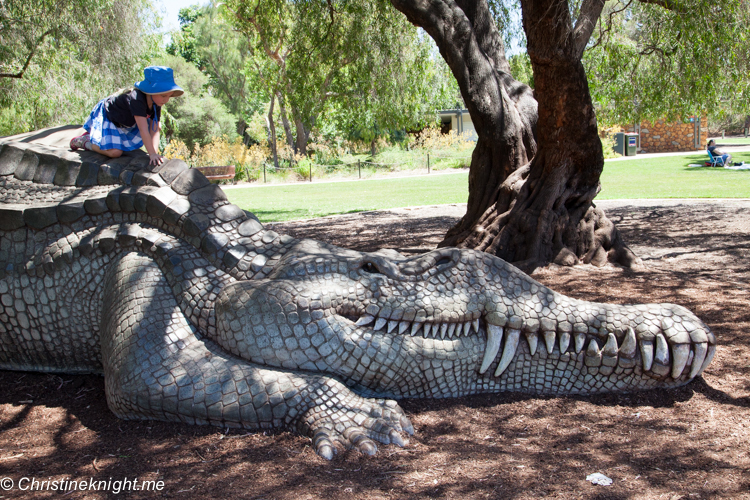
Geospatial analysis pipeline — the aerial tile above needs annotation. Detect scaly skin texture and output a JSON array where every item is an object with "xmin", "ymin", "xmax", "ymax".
[{"xmin": 0, "ymin": 138, "xmax": 716, "ymax": 459}]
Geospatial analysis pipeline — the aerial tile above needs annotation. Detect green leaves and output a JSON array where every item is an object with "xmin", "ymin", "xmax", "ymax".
[
  {"xmin": 222, "ymin": 0, "xmax": 460, "ymax": 152},
  {"xmin": 584, "ymin": 0, "xmax": 750, "ymax": 125},
  {"xmin": 0, "ymin": 0, "xmax": 162, "ymax": 135},
  {"xmin": 154, "ymin": 54, "xmax": 239, "ymax": 149}
]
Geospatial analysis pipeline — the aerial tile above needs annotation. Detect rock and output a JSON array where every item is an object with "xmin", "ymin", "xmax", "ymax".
[
  {"xmin": 586, "ymin": 473, "xmax": 613, "ymax": 486},
  {"xmin": 158, "ymin": 159, "xmax": 189, "ymax": 184},
  {"xmin": 215, "ymin": 204, "xmax": 246, "ymax": 222},
  {"xmin": 171, "ymin": 168, "xmax": 210, "ymax": 195},
  {"xmin": 238, "ymin": 218, "xmax": 264, "ymax": 236},
  {"xmin": 188, "ymin": 184, "xmax": 227, "ymax": 205}
]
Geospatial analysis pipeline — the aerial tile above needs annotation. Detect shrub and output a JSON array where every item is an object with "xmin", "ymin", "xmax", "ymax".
[
  {"xmin": 163, "ymin": 135, "xmax": 268, "ymax": 182},
  {"xmin": 413, "ymin": 124, "xmax": 474, "ymax": 152}
]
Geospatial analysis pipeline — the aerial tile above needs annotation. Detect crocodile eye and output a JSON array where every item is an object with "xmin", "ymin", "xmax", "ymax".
[
  {"xmin": 436, "ymin": 257, "xmax": 452, "ymax": 267},
  {"xmin": 362, "ymin": 262, "xmax": 382, "ymax": 274}
]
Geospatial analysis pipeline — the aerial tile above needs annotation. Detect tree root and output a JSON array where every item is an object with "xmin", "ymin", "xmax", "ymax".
[{"xmin": 441, "ymin": 169, "xmax": 642, "ymax": 272}]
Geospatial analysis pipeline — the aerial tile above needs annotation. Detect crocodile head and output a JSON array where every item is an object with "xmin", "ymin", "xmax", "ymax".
[{"xmin": 214, "ymin": 239, "xmax": 715, "ymax": 398}]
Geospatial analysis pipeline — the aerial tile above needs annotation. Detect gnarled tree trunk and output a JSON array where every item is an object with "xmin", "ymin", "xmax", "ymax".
[{"xmin": 391, "ymin": 0, "xmax": 639, "ymax": 271}]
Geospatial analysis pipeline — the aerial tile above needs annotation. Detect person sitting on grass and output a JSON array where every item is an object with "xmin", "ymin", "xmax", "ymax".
[
  {"xmin": 707, "ymin": 139, "xmax": 732, "ymax": 166},
  {"xmin": 70, "ymin": 66, "xmax": 183, "ymax": 167}
]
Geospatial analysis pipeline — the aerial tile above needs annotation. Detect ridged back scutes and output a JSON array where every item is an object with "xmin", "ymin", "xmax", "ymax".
[
  {"xmin": 0, "ymin": 137, "xmax": 295, "ymax": 282},
  {"xmin": 0, "ymin": 140, "xmax": 247, "ymax": 232}
]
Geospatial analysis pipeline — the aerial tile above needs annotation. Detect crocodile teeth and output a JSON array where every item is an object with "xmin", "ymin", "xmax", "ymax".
[
  {"xmin": 494, "ymin": 328, "xmax": 520, "ymax": 377},
  {"xmin": 448, "ymin": 323, "xmax": 456, "ymax": 338},
  {"xmin": 619, "ymin": 327, "xmax": 637, "ymax": 358},
  {"xmin": 431, "ymin": 323, "xmax": 440, "ymax": 337},
  {"xmin": 586, "ymin": 339, "xmax": 600, "ymax": 356},
  {"xmin": 640, "ymin": 340, "xmax": 654, "ymax": 371},
  {"xmin": 689, "ymin": 342, "xmax": 708, "ymax": 379},
  {"xmin": 543, "ymin": 331, "xmax": 556, "ymax": 354},
  {"xmin": 440, "ymin": 323, "xmax": 448, "ymax": 339},
  {"xmin": 654, "ymin": 334, "xmax": 669, "ymax": 365},
  {"xmin": 559, "ymin": 332, "xmax": 570, "ymax": 354},
  {"xmin": 671, "ymin": 344, "xmax": 690, "ymax": 379},
  {"xmin": 356, "ymin": 315, "xmax": 375, "ymax": 326},
  {"xmin": 464, "ymin": 321, "xmax": 472, "ymax": 334},
  {"xmin": 387, "ymin": 320, "xmax": 399, "ymax": 333},
  {"xmin": 399, "ymin": 321, "xmax": 409, "ymax": 334},
  {"xmin": 525, "ymin": 332, "xmax": 538, "ymax": 356},
  {"xmin": 603, "ymin": 333, "xmax": 618, "ymax": 356},
  {"xmin": 455, "ymin": 323, "xmax": 464, "ymax": 336},
  {"xmin": 473, "ymin": 319, "xmax": 480, "ymax": 334},
  {"xmin": 701, "ymin": 345, "xmax": 716, "ymax": 373},
  {"xmin": 479, "ymin": 324, "xmax": 503, "ymax": 374},
  {"xmin": 374, "ymin": 317, "xmax": 388, "ymax": 331},
  {"xmin": 411, "ymin": 322, "xmax": 423, "ymax": 336},
  {"xmin": 574, "ymin": 333, "xmax": 586, "ymax": 353}
]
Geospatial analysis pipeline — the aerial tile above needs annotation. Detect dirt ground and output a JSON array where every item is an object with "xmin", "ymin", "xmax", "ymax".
[{"xmin": 0, "ymin": 199, "xmax": 749, "ymax": 499}]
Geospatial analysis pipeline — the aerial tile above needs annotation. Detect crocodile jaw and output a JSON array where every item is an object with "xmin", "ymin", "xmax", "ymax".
[
  {"xmin": 345, "ymin": 300, "xmax": 715, "ymax": 397},
  {"xmin": 214, "ymin": 243, "xmax": 716, "ymax": 398}
]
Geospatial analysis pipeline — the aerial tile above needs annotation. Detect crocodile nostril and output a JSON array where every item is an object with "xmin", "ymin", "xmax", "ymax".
[{"xmin": 436, "ymin": 257, "xmax": 452, "ymax": 267}]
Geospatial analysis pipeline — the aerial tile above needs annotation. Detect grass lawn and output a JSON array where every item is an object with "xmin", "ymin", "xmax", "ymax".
[
  {"xmin": 226, "ymin": 173, "xmax": 470, "ymax": 222},
  {"xmin": 598, "ymin": 151, "xmax": 750, "ymax": 199},
  {"xmin": 709, "ymin": 136, "xmax": 750, "ymax": 146},
  {"xmin": 226, "ymin": 152, "xmax": 750, "ymax": 222}
]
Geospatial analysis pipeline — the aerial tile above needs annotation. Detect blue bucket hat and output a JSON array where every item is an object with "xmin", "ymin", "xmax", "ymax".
[{"xmin": 135, "ymin": 66, "xmax": 184, "ymax": 96}]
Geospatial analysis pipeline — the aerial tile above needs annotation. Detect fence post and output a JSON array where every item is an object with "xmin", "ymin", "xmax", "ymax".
[
  {"xmin": 358, "ymin": 160, "xmax": 361, "ymax": 179},
  {"xmin": 309, "ymin": 163, "xmax": 312, "ymax": 182},
  {"xmin": 263, "ymin": 163, "xmax": 266, "ymax": 183},
  {"xmin": 427, "ymin": 153, "xmax": 431, "ymax": 174}
]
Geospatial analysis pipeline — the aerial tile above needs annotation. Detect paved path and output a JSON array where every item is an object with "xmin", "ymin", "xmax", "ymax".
[{"xmin": 606, "ymin": 144, "xmax": 750, "ymax": 162}]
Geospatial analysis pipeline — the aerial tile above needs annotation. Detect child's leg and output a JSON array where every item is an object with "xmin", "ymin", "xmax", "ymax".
[
  {"xmin": 71, "ymin": 133, "xmax": 122, "ymax": 158},
  {"xmin": 89, "ymin": 143, "xmax": 123, "ymax": 158}
]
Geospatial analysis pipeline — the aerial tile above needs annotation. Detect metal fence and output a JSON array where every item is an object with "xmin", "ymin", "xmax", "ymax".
[{"xmin": 249, "ymin": 153, "xmax": 472, "ymax": 183}]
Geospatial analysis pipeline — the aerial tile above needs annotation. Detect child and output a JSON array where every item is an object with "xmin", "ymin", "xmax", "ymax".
[{"xmin": 70, "ymin": 66, "xmax": 183, "ymax": 167}]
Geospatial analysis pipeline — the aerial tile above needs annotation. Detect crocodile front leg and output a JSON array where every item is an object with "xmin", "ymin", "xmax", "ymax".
[{"xmin": 100, "ymin": 252, "xmax": 412, "ymax": 459}]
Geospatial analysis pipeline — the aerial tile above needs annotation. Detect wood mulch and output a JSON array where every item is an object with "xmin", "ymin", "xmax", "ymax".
[{"xmin": 0, "ymin": 199, "xmax": 748, "ymax": 499}]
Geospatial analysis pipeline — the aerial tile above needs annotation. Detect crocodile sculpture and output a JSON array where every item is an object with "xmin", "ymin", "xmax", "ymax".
[{"xmin": 0, "ymin": 132, "xmax": 716, "ymax": 459}]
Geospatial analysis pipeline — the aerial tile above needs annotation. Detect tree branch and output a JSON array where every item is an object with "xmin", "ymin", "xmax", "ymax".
[
  {"xmin": 572, "ymin": 0, "xmax": 606, "ymax": 59},
  {"xmin": 589, "ymin": 0, "xmax": 634, "ymax": 51},
  {"xmin": 636, "ymin": 0, "xmax": 688, "ymax": 13},
  {"xmin": 0, "ymin": 28, "xmax": 55, "ymax": 79}
]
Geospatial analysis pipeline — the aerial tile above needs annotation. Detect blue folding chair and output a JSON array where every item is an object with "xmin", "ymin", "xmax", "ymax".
[{"xmin": 707, "ymin": 149, "xmax": 729, "ymax": 167}]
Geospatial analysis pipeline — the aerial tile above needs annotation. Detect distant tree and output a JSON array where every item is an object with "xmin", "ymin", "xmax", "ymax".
[
  {"xmin": 166, "ymin": 6, "xmax": 203, "ymax": 67},
  {"xmin": 585, "ymin": 0, "xmax": 750, "ymax": 126},
  {"xmin": 0, "ymin": 0, "xmax": 161, "ymax": 134},
  {"xmin": 323, "ymin": 28, "xmax": 462, "ymax": 154},
  {"xmin": 169, "ymin": 4, "xmax": 264, "ymax": 141},
  {"xmin": 508, "ymin": 53, "xmax": 533, "ymax": 89},
  {"xmin": 222, "ymin": 0, "xmax": 451, "ymax": 156},
  {"xmin": 155, "ymin": 54, "xmax": 239, "ymax": 150}
]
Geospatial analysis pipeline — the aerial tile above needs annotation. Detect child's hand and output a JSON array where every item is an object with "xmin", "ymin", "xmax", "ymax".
[{"xmin": 149, "ymin": 153, "xmax": 164, "ymax": 166}]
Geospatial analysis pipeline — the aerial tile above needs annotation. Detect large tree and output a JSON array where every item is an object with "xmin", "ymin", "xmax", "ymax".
[{"xmin": 390, "ymin": 0, "xmax": 746, "ymax": 270}]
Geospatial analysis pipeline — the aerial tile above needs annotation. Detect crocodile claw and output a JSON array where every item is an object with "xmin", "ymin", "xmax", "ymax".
[{"xmin": 301, "ymin": 380, "xmax": 412, "ymax": 459}]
